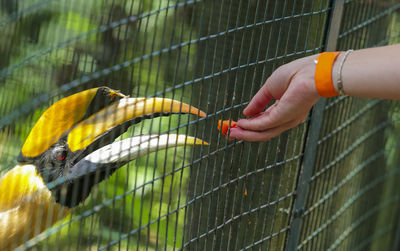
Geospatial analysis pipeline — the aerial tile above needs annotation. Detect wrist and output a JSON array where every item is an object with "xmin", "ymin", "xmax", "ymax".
[
  {"xmin": 331, "ymin": 51, "xmax": 344, "ymax": 92},
  {"xmin": 332, "ymin": 50, "xmax": 353, "ymax": 96}
]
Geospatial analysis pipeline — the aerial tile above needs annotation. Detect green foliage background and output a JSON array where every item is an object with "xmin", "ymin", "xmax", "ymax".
[{"xmin": 0, "ymin": 0, "xmax": 204, "ymax": 249}]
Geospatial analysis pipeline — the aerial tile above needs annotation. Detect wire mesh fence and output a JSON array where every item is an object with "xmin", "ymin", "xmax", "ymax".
[{"xmin": 0, "ymin": 0, "xmax": 399, "ymax": 250}]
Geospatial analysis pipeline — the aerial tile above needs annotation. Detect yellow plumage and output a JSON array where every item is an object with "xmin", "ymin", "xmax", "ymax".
[{"xmin": 0, "ymin": 165, "xmax": 70, "ymax": 250}]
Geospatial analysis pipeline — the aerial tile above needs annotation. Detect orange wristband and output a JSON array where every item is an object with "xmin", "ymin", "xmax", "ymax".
[{"xmin": 315, "ymin": 52, "xmax": 341, "ymax": 97}]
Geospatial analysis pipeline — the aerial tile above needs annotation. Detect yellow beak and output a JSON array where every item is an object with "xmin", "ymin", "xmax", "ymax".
[
  {"xmin": 67, "ymin": 97, "xmax": 206, "ymax": 152},
  {"xmin": 19, "ymin": 87, "xmax": 206, "ymax": 160}
]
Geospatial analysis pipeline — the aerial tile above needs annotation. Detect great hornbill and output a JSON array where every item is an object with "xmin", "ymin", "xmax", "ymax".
[{"xmin": 0, "ymin": 87, "xmax": 207, "ymax": 250}]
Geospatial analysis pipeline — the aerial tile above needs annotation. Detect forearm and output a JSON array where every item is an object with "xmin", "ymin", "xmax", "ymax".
[{"xmin": 331, "ymin": 44, "xmax": 400, "ymax": 99}]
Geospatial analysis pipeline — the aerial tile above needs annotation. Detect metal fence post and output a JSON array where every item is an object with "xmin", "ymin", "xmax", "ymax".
[
  {"xmin": 395, "ymin": 216, "xmax": 400, "ymax": 251},
  {"xmin": 284, "ymin": 0, "xmax": 345, "ymax": 250}
]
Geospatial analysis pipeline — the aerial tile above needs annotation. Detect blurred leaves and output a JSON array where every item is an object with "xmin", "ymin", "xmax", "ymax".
[{"xmin": 0, "ymin": 0, "xmax": 202, "ymax": 249}]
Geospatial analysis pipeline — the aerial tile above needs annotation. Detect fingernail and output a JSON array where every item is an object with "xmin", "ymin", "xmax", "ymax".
[
  {"xmin": 236, "ymin": 119, "xmax": 245, "ymax": 127},
  {"xmin": 229, "ymin": 128, "xmax": 239, "ymax": 138}
]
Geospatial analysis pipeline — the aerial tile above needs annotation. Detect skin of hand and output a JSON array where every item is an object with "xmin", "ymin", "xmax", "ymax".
[
  {"xmin": 229, "ymin": 44, "xmax": 400, "ymax": 142},
  {"xmin": 229, "ymin": 54, "xmax": 321, "ymax": 142}
]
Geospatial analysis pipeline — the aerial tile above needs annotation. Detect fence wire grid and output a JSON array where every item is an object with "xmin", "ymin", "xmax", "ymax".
[{"xmin": 0, "ymin": 0, "xmax": 399, "ymax": 250}]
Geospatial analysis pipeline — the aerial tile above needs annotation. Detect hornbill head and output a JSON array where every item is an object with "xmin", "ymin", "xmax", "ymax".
[{"xmin": 17, "ymin": 87, "xmax": 207, "ymax": 208}]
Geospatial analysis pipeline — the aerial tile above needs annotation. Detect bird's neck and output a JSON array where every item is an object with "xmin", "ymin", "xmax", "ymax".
[{"xmin": 0, "ymin": 164, "xmax": 70, "ymax": 250}]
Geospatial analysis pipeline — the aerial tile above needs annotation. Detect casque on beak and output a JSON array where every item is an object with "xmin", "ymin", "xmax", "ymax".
[{"xmin": 17, "ymin": 87, "xmax": 207, "ymax": 207}]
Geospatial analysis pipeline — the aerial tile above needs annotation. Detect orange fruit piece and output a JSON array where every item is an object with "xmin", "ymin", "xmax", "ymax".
[{"xmin": 218, "ymin": 120, "xmax": 237, "ymax": 135}]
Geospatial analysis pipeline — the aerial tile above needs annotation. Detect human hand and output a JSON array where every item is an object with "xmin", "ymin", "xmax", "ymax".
[{"xmin": 229, "ymin": 54, "xmax": 321, "ymax": 141}]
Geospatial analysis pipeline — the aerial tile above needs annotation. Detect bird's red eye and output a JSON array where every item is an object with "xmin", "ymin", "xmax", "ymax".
[{"xmin": 53, "ymin": 148, "xmax": 67, "ymax": 162}]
